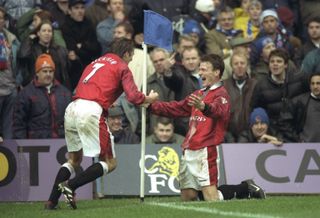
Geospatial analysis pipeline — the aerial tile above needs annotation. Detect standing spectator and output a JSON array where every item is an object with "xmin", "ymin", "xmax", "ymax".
[
  {"xmin": 181, "ymin": 19, "xmax": 206, "ymax": 53},
  {"xmin": 251, "ymin": 36, "xmax": 275, "ymax": 80},
  {"xmin": 146, "ymin": 117, "xmax": 185, "ymax": 144},
  {"xmin": 16, "ymin": 8, "xmax": 66, "ymax": 47},
  {"xmin": 13, "ymin": 54, "xmax": 72, "ymax": 139},
  {"xmin": 275, "ymin": 6, "xmax": 296, "ymax": 35},
  {"xmin": 147, "ymin": 48, "xmax": 175, "ymax": 134},
  {"xmin": 223, "ymin": 52, "xmax": 257, "ymax": 142},
  {"xmin": 238, "ymin": 107, "xmax": 283, "ymax": 146},
  {"xmin": 61, "ymin": 0, "xmax": 101, "ymax": 90},
  {"xmin": 223, "ymin": 36, "xmax": 252, "ymax": 80},
  {"xmin": 234, "ymin": 0, "xmax": 263, "ymax": 39},
  {"xmin": 45, "ymin": 38, "xmax": 158, "ymax": 210},
  {"xmin": 85, "ymin": 0, "xmax": 110, "ymax": 29},
  {"xmin": 43, "ymin": 0, "xmax": 69, "ymax": 28},
  {"xmin": 0, "ymin": 7, "xmax": 20, "ymax": 139},
  {"xmin": 149, "ymin": 53, "xmax": 265, "ymax": 201},
  {"xmin": 205, "ymin": 6, "xmax": 243, "ymax": 58},
  {"xmin": 129, "ymin": 0, "xmax": 191, "ymax": 39},
  {"xmin": 298, "ymin": 0, "xmax": 320, "ymax": 40},
  {"xmin": 251, "ymin": 48, "xmax": 308, "ymax": 142},
  {"xmin": 18, "ymin": 20, "xmax": 70, "ymax": 89},
  {"xmin": 301, "ymin": 48, "xmax": 320, "ymax": 75},
  {"xmin": 233, "ymin": 0, "xmax": 250, "ymax": 22},
  {"xmin": 191, "ymin": 0, "xmax": 217, "ymax": 32},
  {"xmin": 174, "ymin": 34, "xmax": 196, "ymax": 65},
  {"xmin": 251, "ymin": 36, "xmax": 296, "ymax": 82},
  {"xmin": 295, "ymin": 17, "xmax": 320, "ymax": 67},
  {"xmin": 96, "ymin": 0, "xmax": 126, "ymax": 53},
  {"xmin": 290, "ymin": 73, "xmax": 320, "ymax": 142},
  {"xmin": 250, "ymin": 9, "xmax": 296, "ymax": 65},
  {"xmin": 107, "ymin": 106, "xmax": 140, "ymax": 144},
  {"xmin": 0, "ymin": 0, "xmax": 41, "ymax": 22},
  {"xmin": 164, "ymin": 47, "xmax": 201, "ymax": 101},
  {"xmin": 164, "ymin": 47, "xmax": 201, "ymax": 135}
]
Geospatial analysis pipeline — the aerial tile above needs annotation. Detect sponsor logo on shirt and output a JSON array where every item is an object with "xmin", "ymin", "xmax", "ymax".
[{"xmin": 190, "ymin": 115, "xmax": 207, "ymax": 122}]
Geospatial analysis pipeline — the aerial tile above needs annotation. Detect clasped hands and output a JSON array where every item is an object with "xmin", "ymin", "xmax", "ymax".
[
  {"xmin": 258, "ymin": 134, "xmax": 283, "ymax": 146},
  {"xmin": 141, "ymin": 90, "xmax": 159, "ymax": 108}
]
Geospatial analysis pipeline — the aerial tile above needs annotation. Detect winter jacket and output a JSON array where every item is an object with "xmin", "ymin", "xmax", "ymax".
[
  {"xmin": 251, "ymin": 71, "xmax": 308, "ymax": 141},
  {"xmin": 301, "ymin": 48, "xmax": 320, "ymax": 75},
  {"xmin": 13, "ymin": 79, "xmax": 72, "ymax": 139},
  {"xmin": 223, "ymin": 76, "xmax": 257, "ymax": 141},
  {"xmin": 0, "ymin": 28, "xmax": 20, "ymax": 95}
]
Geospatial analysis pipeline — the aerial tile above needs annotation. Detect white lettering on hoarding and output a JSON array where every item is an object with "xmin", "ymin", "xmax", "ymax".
[{"xmin": 144, "ymin": 146, "xmax": 180, "ymax": 194}]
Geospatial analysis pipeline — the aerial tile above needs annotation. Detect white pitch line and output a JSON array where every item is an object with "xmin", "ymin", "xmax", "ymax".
[{"xmin": 147, "ymin": 202, "xmax": 282, "ymax": 218}]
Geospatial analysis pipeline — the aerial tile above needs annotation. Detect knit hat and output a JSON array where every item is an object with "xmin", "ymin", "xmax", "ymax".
[
  {"xmin": 259, "ymin": 9, "xmax": 279, "ymax": 24},
  {"xmin": 35, "ymin": 54, "xmax": 55, "ymax": 72},
  {"xmin": 276, "ymin": 6, "xmax": 294, "ymax": 28},
  {"xmin": 249, "ymin": 107, "xmax": 269, "ymax": 126},
  {"xmin": 254, "ymin": 36, "xmax": 274, "ymax": 55},
  {"xmin": 183, "ymin": 19, "xmax": 202, "ymax": 36},
  {"xmin": 108, "ymin": 106, "xmax": 124, "ymax": 117},
  {"xmin": 195, "ymin": 0, "xmax": 215, "ymax": 13}
]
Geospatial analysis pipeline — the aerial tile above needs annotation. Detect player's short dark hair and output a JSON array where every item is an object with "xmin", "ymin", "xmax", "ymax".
[
  {"xmin": 201, "ymin": 54, "xmax": 225, "ymax": 78},
  {"xmin": 109, "ymin": 38, "xmax": 135, "ymax": 58}
]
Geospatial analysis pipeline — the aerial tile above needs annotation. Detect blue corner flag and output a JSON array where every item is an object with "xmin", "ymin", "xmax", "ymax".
[{"xmin": 143, "ymin": 10, "xmax": 173, "ymax": 52}]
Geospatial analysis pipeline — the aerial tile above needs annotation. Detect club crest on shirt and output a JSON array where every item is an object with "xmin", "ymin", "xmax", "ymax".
[{"xmin": 221, "ymin": 97, "xmax": 228, "ymax": 104}]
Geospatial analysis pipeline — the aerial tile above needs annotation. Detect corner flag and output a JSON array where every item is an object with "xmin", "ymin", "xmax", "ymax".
[
  {"xmin": 143, "ymin": 10, "xmax": 173, "ymax": 51},
  {"xmin": 140, "ymin": 10, "xmax": 173, "ymax": 202}
]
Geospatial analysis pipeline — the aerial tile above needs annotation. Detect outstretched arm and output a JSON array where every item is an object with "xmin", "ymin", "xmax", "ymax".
[{"xmin": 143, "ymin": 90, "xmax": 159, "ymax": 104}]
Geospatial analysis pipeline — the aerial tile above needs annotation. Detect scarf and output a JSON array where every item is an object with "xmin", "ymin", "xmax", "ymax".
[
  {"xmin": 0, "ymin": 32, "xmax": 8, "ymax": 70},
  {"xmin": 216, "ymin": 25, "xmax": 242, "ymax": 37}
]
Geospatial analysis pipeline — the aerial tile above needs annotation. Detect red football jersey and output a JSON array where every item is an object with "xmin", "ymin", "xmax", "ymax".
[
  {"xmin": 74, "ymin": 53, "xmax": 145, "ymax": 111},
  {"xmin": 150, "ymin": 85, "xmax": 230, "ymax": 150}
]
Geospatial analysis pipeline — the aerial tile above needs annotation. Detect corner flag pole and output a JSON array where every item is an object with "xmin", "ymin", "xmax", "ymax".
[
  {"xmin": 139, "ymin": 42, "xmax": 148, "ymax": 202},
  {"xmin": 140, "ymin": 10, "xmax": 173, "ymax": 202}
]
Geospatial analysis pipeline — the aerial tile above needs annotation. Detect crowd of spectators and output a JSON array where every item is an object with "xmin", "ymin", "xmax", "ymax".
[{"xmin": 0, "ymin": 0, "xmax": 319, "ymax": 143}]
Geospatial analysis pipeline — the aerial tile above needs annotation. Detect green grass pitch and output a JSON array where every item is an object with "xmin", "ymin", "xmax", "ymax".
[{"xmin": 1, "ymin": 196, "xmax": 319, "ymax": 218}]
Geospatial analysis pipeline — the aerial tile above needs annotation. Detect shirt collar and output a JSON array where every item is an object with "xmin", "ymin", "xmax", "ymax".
[
  {"xmin": 201, "ymin": 81, "xmax": 223, "ymax": 91},
  {"xmin": 311, "ymin": 92, "xmax": 320, "ymax": 99}
]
